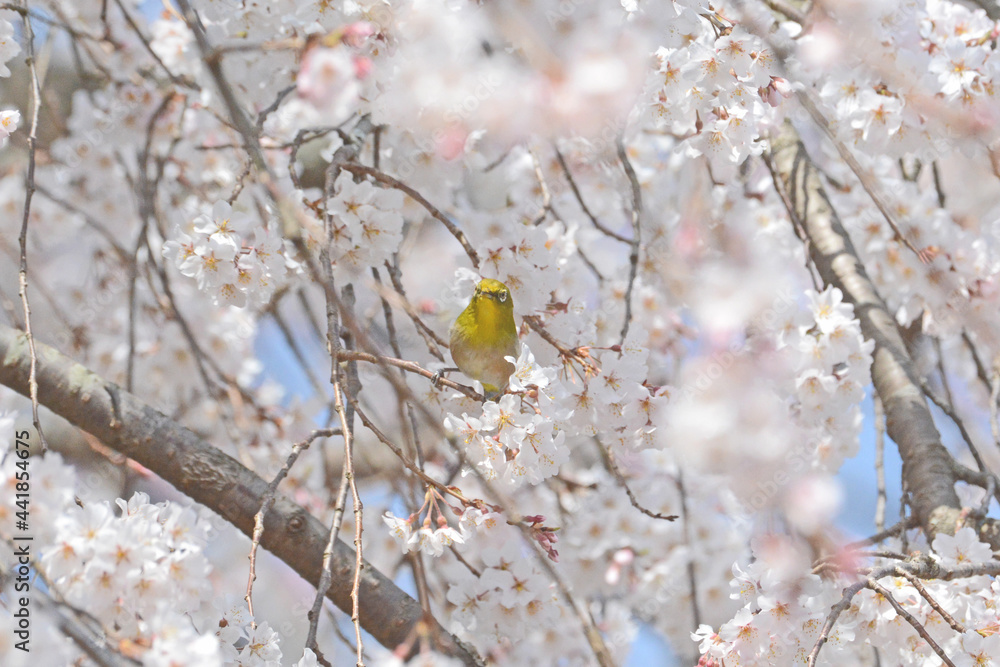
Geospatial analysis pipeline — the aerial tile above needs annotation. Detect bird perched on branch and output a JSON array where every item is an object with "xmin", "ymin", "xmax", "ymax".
[{"xmin": 449, "ymin": 278, "xmax": 519, "ymax": 398}]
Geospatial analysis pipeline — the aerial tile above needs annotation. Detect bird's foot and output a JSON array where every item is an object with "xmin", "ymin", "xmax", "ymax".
[{"xmin": 431, "ymin": 367, "xmax": 459, "ymax": 388}]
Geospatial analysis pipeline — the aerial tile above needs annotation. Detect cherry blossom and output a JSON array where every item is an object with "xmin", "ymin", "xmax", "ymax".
[{"xmin": 4, "ymin": 0, "xmax": 1000, "ymax": 665}]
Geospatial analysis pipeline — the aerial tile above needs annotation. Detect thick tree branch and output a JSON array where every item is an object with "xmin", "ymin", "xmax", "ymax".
[
  {"xmin": 765, "ymin": 121, "xmax": 999, "ymax": 547},
  {"xmin": 0, "ymin": 324, "xmax": 481, "ymax": 665}
]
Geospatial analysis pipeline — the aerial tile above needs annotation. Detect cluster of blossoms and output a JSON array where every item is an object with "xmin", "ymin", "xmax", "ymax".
[
  {"xmin": 0, "ymin": 18, "xmax": 19, "ymax": 146},
  {"xmin": 443, "ymin": 344, "xmax": 569, "ymax": 488},
  {"xmin": 327, "ymin": 171, "xmax": 406, "ymax": 279},
  {"xmin": 38, "ymin": 488, "xmax": 224, "ymax": 664},
  {"xmin": 439, "ymin": 327, "xmax": 659, "ymax": 485},
  {"xmin": 164, "ymin": 201, "xmax": 289, "ymax": 308},
  {"xmin": 832, "ymin": 163, "xmax": 1000, "ymax": 346},
  {"xmin": 0, "ymin": 451, "xmax": 323, "ymax": 666},
  {"xmin": 214, "ymin": 599, "xmax": 315, "ymax": 667},
  {"xmin": 782, "ymin": 288, "xmax": 874, "ymax": 472},
  {"xmin": 661, "ymin": 285, "xmax": 872, "ymax": 535},
  {"xmin": 0, "ymin": 452, "xmax": 220, "ymax": 664},
  {"xmin": 561, "ymin": 338, "xmax": 664, "ymax": 452},
  {"xmin": 0, "ymin": 448, "xmax": 78, "ymax": 559},
  {"xmin": 0, "ymin": 108, "xmax": 17, "ymax": 145},
  {"xmin": 640, "ymin": 7, "xmax": 788, "ymax": 177},
  {"xmin": 148, "ymin": 18, "xmax": 198, "ymax": 80},
  {"xmin": 807, "ymin": 0, "xmax": 1000, "ymax": 157},
  {"xmin": 697, "ymin": 528, "xmax": 1000, "ymax": 666},
  {"xmin": 445, "ymin": 540, "xmax": 561, "ymax": 651},
  {"xmin": 469, "ymin": 216, "xmax": 565, "ymax": 316},
  {"xmin": 385, "ymin": 497, "xmax": 582, "ymax": 660},
  {"xmin": 383, "ymin": 498, "xmax": 502, "ymax": 557},
  {"xmin": 557, "ymin": 459, "xmax": 751, "ymax": 650},
  {"xmin": 296, "ymin": 27, "xmax": 373, "ymax": 122},
  {"xmin": 263, "ymin": 22, "xmax": 376, "ymax": 146},
  {"xmin": 6, "ymin": 0, "xmax": 1000, "ymax": 664},
  {"xmin": 0, "ymin": 18, "xmax": 18, "ymax": 77}
]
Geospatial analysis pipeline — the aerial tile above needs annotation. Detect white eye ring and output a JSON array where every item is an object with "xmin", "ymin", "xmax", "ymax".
[{"xmin": 498, "ymin": 291, "xmax": 507, "ymax": 302}]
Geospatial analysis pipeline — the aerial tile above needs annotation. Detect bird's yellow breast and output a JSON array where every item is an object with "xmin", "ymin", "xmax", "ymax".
[{"xmin": 449, "ymin": 281, "xmax": 519, "ymax": 394}]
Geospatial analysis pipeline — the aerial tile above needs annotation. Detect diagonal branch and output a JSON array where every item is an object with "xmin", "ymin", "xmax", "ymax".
[
  {"xmin": 0, "ymin": 324, "xmax": 481, "ymax": 666},
  {"xmin": 765, "ymin": 121, "xmax": 999, "ymax": 547},
  {"xmin": 336, "ymin": 162, "xmax": 480, "ymax": 269}
]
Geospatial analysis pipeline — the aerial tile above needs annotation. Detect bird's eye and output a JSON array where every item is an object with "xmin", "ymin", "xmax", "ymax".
[{"xmin": 498, "ymin": 290, "xmax": 507, "ymax": 302}]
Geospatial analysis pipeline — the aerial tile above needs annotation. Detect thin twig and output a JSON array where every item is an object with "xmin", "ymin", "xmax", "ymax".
[
  {"xmin": 16, "ymin": 0, "xmax": 46, "ymax": 451},
  {"xmin": 334, "ymin": 349, "xmax": 481, "ymax": 400},
  {"xmin": 523, "ymin": 315, "xmax": 598, "ymax": 374},
  {"xmin": 296, "ymin": 287, "xmax": 328, "ymax": 345},
  {"xmin": 333, "ymin": 354, "xmax": 366, "ymax": 666},
  {"xmin": 127, "ymin": 92, "xmax": 175, "ymax": 393},
  {"xmin": 922, "ymin": 379, "xmax": 987, "ymax": 471},
  {"xmin": 866, "ymin": 578, "xmax": 956, "ymax": 667},
  {"xmin": 113, "ymin": 0, "xmax": 193, "ymax": 88},
  {"xmin": 961, "ymin": 331, "xmax": 992, "ymax": 395},
  {"xmin": 597, "ymin": 442, "xmax": 678, "ymax": 522},
  {"xmin": 760, "ymin": 150, "xmax": 823, "ymax": 291},
  {"xmin": 318, "ymin": 169, "xmax": 366, "ymax": 664},
  {"xmin": 553, "ymin": 146, "xmax": 631, "ymax": 244},
  {"xmin": 34, "ymin": 185, "xmax": 131, "ymax": 260},
  {"xmin": 806, "ymin": 558, "xmax": 989, "ymax": 666},
  {"xmin": 676, "ymin": 469, "xmax": 701, "ymax": 638},
  {"xmin": 807, "ymin": 579, "xmax": 867, "ymax": 666},
  {"xmin": 246, "ymin": 429, "xmax": 339, "ymax": 623},
  {"xmin": 900, "ymin": 488, "xmax": 911, "ymax": 554},
  {"xmin": 952, "ymin": 462, "xmax": 1000, "ymax": 519},
  {"xmin": 175, "ymin": 0, "xmax": 266, "ymax": 170},
  {"xmin": 991, "ymin": 369, "xmax": 1000, "ymax": 455},
  {"xmin": 931, "ymin": 162, "xmax": 946, "ymax": 209},
  {"xmin": 0, "ymin": 3, "xmax": 105, "ymax": 41},
  {"xmin": 529, "ymin": 149, "xmax": 553, "ymax": 225},
  {"xmin": 893, "ymin": 567, "xmax": 965, "ymax": 634},
  {"xmin": 797, "ymin": 93, "xmax": 928, "ymax": 262},
  {"xmin": 979, "ymin": 474, "xmax": 996, "ymax": 517},
  {"xmin": 266, "ymin": 303, "xmax": 330, "ymax": 399},
  {"xmin": 616, "ymin": 138, "xmax": 642, "ymax": 345},
  {"xmin": 351, "ymin": 401, "xmax": 476, "ymax": 507},
  {"xmin": 336, "ymin": 162, "xmax": 480, "ymax": 269},
  {"xmin": 381, "ymin": 260, "xmax": 448, "ymax": 359},
  {"xmin": 845, "ymin": 516, "xmax": 917, "ymax": 550},
  {"xmin": 306, "ymin": 171, "xmax": 358, "ymax": 663},
  {"xmin": 372, "ymin": 266, "xmax": 425, "ymax": 466},
  {"xmin": 933, "ymin": 337, "xmax": 954, "ymax": 409}
]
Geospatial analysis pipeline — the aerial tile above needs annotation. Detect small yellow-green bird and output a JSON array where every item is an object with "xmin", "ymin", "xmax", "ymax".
[{"xmin": 449, "ymin": 278, "xmax": 519, "ymax": 397}]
